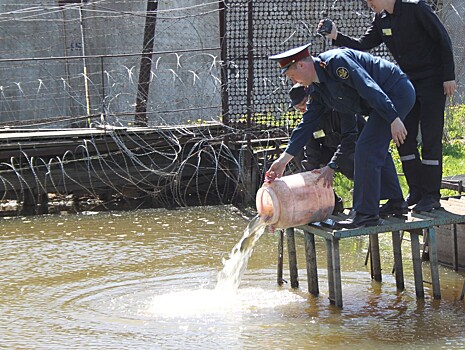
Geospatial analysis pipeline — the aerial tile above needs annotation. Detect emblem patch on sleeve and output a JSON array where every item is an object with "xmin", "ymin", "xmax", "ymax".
[{"xmin": 336, "ymin": 67, "xmax": 349, "ymax": 79}]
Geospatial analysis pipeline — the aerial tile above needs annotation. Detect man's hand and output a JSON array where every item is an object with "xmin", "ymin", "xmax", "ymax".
[
  {"xmin": 313, "ymin": 166, "xmax": 335, "ymax": 188},
  {"xmin": 444, "ymin": 80, "xmax": 456, "ymax": 97},
  {"xmin": 265, "ymin": 152, "xmax": 293, "ymax": 181},
  {"xmin": 391, "ymin": 117, "xmax": 407, "ymax": 147},
  {"xmin": 317, "ymin": 19, "xmax": 337, "ymax": 40}
]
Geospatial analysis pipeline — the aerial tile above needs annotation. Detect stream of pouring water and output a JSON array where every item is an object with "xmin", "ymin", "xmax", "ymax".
[
  {"xmin": 148, "ymin": 215, "xmax": 268, "ymax": 317},
  {"xmin": 215, "ymin": 214, "xmax": 267, "ymax": 291}
]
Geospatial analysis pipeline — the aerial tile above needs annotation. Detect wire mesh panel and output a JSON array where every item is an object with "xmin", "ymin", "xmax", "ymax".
[
  {"xmin": 223, "ymin": 0, "xmax": 387, "ymax": 130},
  {"xmin": 223, "ymin": 0, "xmax": 464, "ymax": 129}
]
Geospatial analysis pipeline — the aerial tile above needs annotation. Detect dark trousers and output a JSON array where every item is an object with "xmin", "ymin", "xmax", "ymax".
[
  {"xmin": 353, "ymin": 78, "xmax": 416, "ymax": 215},
  {"xmin": 397, "ymin": 80, "xmax": 446, "ymax": 200}
]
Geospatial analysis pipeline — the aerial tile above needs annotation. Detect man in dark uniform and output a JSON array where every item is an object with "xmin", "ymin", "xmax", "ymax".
[
  {"xmin": 321, "ymin": 0, "xmax": 456, "ymax": 212},
  {"xmin": 267, "ymin": 44, "xmax": 415, "ymax": 228},
  {"xmin": 288, "ymin": 83, "xmax": 365, "ymax": 213}
]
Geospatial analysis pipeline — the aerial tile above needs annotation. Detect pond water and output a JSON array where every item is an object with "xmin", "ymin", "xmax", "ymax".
[{"xmin": 1, "ymin": 205, "xmax": 464, "ymax": 350}]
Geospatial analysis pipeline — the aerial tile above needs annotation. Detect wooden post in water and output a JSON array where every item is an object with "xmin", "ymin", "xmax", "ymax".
[
  {"xmin": 421, "ymin": 228, "xmax": 430, "ymax": 261},
  {"xmin": 21, "ymin": 191, "xmax": 35, "ymax": 216},
  {"xmin": 452, "ymin": 223, "xmax": 459, "ymax": 271},
  {"xmin": 331, "ymin": 238, "xmax": 343, "ymax": 307},
  {"xmin": 369, "ymin": 234, "xmax": 382, "ymax": 282},
  {"xmin": 277, "ymin": 230, "xmax": 284, "ymax": 285},
  {"xmin": 134, "ymin": 0, "xmax": 159, "ymax": 126},
  {"xmin": 410, "ymin": 229, "xmax": 425, "ymax": 298},
  {"xmin": 286, "ymin": 228, "xmax": 299, "ymax": 288},
  {"xmin": 304, "ymin": 232, "xmax": 319, "ymax": 296},
  {"xmin": 325, "ymin": 239, "xmax": 335, "ymax": 304},
  {"xmin": 391, "ymin": 230, "xmax": 405, "ymax": 291},
  {"xmin": 460, "ymin": 279, "xmax": 465, "ymax": 300},
  {"xmin": 38, "ymin": 193, "xmax": 49, "ymax": 215},
  {"xmin": 427, "ymin": 226, "xmax": 441, "ymax": 299}
]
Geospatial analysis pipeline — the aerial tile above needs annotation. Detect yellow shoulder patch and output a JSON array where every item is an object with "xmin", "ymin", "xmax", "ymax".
[{"xmin": 336, "ymin": 67, "xmax": 349, "ymax": 79}]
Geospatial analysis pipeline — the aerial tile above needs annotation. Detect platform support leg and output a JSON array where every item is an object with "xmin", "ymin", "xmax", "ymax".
[
  {"xmin": 325, "ymin": 239, "xmax": 335, "ymax": 304},
  {"xmin": 286, "ymin": 228, "xmax": 299, "ymax": 288},
  {"xmin": 427, "ymin": 227, "xmax": 441, "ymax": 299},
  {"xmin": 38, "ymin": 193, "xmax": 49, "ymax": 215},
  {"xmin": 331, "ymin": 238, "xmax": 343, "ymax": 308},
  {"xmin": 304, "ymin": 232, "xmax": 319, "ymax": 296},
  {"xmin": 391, "ymin": 230, "xmax": 405, "ymax": 291},
  {"xmin": 277, "ymin": 230, "xmax": 284, "ymax": 285},
  {"xmin": 460, "ymin": 279, "xmax": 465, "ymax": 301},
  {"xmin": 369, "ymin": 234, "xmax": 382, "ymax": 282},
  {"xmin": 325, "ymin": 238, "xmax": 342, "ymax": 307},
  {"xmin": 452, "ymin": 224, "xmax": 459, "ymax": 271},
  {"xmin": 410, "ymin": 229, "xmax": 425, "ymax": 298},
  {"xmin": 421, "ymin": 229, "xmax": 429, "ymax": 261}
]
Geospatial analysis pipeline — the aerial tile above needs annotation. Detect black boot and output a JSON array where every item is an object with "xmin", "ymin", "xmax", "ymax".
[
  {"xmin": 412, "ymin": 196, "xmax": 441, "ymax": 213},
  {"xmin": 405, "ymin": 192, "xmax": 422, "ymax": 206},
  {"xmin": 379, "ymin": 198, "xmax": 408, "ymax": 217},
  {"xmin": 334, "ymin": 213, "xmax": 380, "ymax": 229}
]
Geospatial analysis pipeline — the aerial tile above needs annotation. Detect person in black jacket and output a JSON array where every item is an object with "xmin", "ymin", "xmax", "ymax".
[
  {"xmin": 288, "ymin": 84, "xmax": 365, "ymax": 214},
  {"xmin": 320, "ymin": 0, "xmax": 456, "ymax": 213},
  {"xmin": 289, "ymin": 84, "xmax": 364, "ymax": 179}
]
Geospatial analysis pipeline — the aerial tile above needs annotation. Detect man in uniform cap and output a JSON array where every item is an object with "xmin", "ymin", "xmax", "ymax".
[
  {"xmin": 321, "ymin": 0, "xmax": 456, "ymax": 213},
  {"xmin": 267, "ymin": 44, "xmax": 415, "ymax": 228}
]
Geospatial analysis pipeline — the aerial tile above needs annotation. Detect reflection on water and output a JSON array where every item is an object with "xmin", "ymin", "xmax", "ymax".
[{"xmin": 0, "ymin": 206, "xmax": 464, "ymax": 350}]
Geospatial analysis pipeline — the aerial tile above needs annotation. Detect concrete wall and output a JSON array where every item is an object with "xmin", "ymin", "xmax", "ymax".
[{"xmin": 0, "ymin": 0, "xmax": 222, "ymax": 126}]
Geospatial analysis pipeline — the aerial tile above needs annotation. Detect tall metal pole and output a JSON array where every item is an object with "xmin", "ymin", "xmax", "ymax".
[
  {"xmin": 135, "ymin": 0, "xmax": 159, "ymax": 127},
  {"xmin": 242, "ymin": 0, "xmax": 256, "ymax": 205},
  {"xmin": 78, "ymin": 3, "xmax": 91, "ymax": 123},
  {"xmin": 246, "ymin": 0, "xmax": 254, "ymax": 129},
  {"xmin": 219, "ymin": 0, "xmax": 229, "ymax": 125}
]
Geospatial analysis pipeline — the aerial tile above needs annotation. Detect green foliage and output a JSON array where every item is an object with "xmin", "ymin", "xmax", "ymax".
[
  {"xmin": 333, "ymin": 172, "xmax": 354, "ymax": 207},
  {"xmin": 444, "ymin": 104, "xmax": 465, "ymax": 142}
]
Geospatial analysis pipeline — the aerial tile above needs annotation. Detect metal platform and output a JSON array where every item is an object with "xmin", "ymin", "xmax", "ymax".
[{"xmin": 278, "ymin": 196, "xmax": 465, "ymax": 308}]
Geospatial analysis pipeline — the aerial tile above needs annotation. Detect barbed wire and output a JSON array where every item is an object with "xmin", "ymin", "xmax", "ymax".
[{"xmin": 0, "ymin": 0, "xmax": 463, "ymax": 212}]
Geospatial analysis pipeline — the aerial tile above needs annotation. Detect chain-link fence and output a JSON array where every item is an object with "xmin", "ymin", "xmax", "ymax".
[
  {"xmin": 0, "ymin": 0, "xmax": 463, "ymax": 129},
  {"xmin": 223, "ymin": 0, "xmax": 464, "ymax": 130}
]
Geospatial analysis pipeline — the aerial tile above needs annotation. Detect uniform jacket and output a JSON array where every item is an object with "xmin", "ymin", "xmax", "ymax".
[
  {"xmin": 333, "ymin": 0, "xmax": 455, "ymax": 83},
  {"xmin": 286, "ymin": 48, "xmax": 408, "ymax": 156}
]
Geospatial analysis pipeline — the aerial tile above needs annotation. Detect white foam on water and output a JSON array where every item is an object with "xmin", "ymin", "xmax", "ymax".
[{"xmin": 147, "ymin": 287, "xmax": 305, "ymax": 318}]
